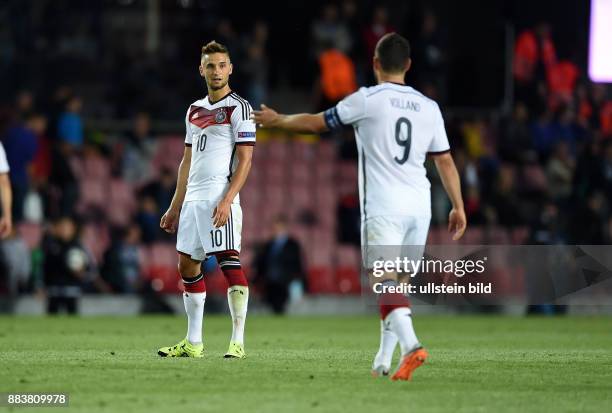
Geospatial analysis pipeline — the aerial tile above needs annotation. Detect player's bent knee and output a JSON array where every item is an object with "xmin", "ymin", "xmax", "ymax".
[{"xmin": 177, "ymin": 253, "xmax": 201, "ymax": 278}]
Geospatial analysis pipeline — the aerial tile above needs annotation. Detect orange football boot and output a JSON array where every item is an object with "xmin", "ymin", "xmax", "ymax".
[{"xmin": 391, "ymin": 347, "xmax": 428, "ymax": 381}]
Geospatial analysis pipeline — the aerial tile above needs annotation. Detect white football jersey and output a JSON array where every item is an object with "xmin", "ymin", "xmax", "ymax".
[
  {"xmin": 184, "ymin": 91, "xmax": 256, "ymax": 203},
  {"xmin": 0, "ymin": 143, "xmax": 9, "ymax": 174},
  {"xmin": 325, "ymin": 82, "xmax": 450, "ymax": 219}
]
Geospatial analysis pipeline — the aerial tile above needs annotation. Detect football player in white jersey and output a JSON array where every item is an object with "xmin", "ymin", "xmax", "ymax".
[
  {"xmin": 158, "ymin": 41, "xmax": 255, "ymax": 359},
  {"xmin": 253, "ymin": 33, "xmax": 466, "ymax": 380}
]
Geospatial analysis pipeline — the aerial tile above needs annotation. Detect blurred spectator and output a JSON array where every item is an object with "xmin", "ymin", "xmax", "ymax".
[
  {"xmin": 530, "ymin": 110, "xmax": 556, "ymax": 160},
  {"xmin": 488, "ymin": 165, "xmax": 523, "ymax": 227},
  {"xmin": 546, "ymin": 60, "xmax": 579, "ymax": 111},
  {"xmin": 121, "ymin": 112, "xmax": 157, "ymax": 185},
  {"xmin": 412, "ymin": 10, "xmax": 448, "ymax": 101},
  {"xmin": 47, "ymin": 142, "xmax": 79, "ymax": 217},
  {"xmin": 569, "ymin": 192, "xmax": 607, "ymax": 244},
  {"xmin": 500, "ymin": 102, "xmax": 534, "ymax": 163},
  {"xmin": 513, "ymin": 22, "xmax": 557, "ymax": 104},
  {"xmin": 546, "ymin": 141, "xmax": 575, "ymax": 202},
  {"xmin": 254, "ymin": 215, "xmax": 305, "ymax": 314},
  {"xmin": 102, "ymin": 225, "xmax": 142, "ymax": 294},
  {"xmin": 2, "ymin": 112, "xmax": 39, "ymax": 221},
  {"xmin": 141, "ymin": 167, "xmax": 176, "ymax": 217},
  {"xmin": 317, "ymin": 46, "xmax": 357, "ymax": 108},
  {"xmin": 135, "ymin": 196, "xmax": 159, "ymax": 244},
  {"xmin": 312, "ymin": 4, "xmax": 352, "ymax": 56},
  {"xmin": 14, "ymin": 90, "xmax": 34, "ymax": 120},
  {"xmin": 362, "ymin": 6, "xmax": 394, "ymax": 64},
  {"xmin": 241, "ymin": 22, "xmax": 268, "ymax": 109},
  {"xmin": 42, "ymin": 216, "xmax": 87, "ymax": 314},
  {"xmin": 57, "ymin": 95, "xmax": 84, "ymax": 148}
]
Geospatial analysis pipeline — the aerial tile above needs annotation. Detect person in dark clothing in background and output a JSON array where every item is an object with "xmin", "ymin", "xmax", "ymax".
[
  {"xmin": 254, "ymin": 215, "xmax": 305, "ymax": 314},
  {"xmin": 43, "ymin": 216, "xmax": 88, "ymax": 314}
]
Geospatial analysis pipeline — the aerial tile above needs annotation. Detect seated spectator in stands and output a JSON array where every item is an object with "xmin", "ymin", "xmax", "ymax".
[
  {"xmin": 102, "ymin": 225, "xmax": 142, "ymax": 294},
  {"xmin": 530, "ymin": 110, "xmax": 556, "ymax": 161},
  {"xmin": 546, "ymin": 141, "xmax": 575, "ymax": 203},
  {"xmin": 140, "ymin": 167, "xmax": 176, "ymax": 215},
  {"xmin": 2, "ymin": 113, "xmax": 39, "ymax": 222},
  {"xmin": 488, "ymin": 165, "xmax": 523, "ymax": 228},
  {"xmin": 569, "ymin": 192, "xmax": 606, "ymax": 244},
  {"xmin": 254, "ymin": 215, "xmax": 305, "ymax": 314},
  {"xmin": 500, "ymin": 102, "xmax": 533, "ymax": 162},
  {"xmin": 57, "ymin": 95, "xmax": 84, "ymax": 148},
  {"xmin": 121, "ymin": 112, "xmax": 157, "ymax": 185},
  {"xmin": 135, "ymin": 196, "xmax": 159, "ymax": 244},
  {"xmin": 42, "ymin": 216, "xmax": 88, "ymax": 314}
]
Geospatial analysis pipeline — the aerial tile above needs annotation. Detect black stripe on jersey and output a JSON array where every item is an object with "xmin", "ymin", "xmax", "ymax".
[
  {"xmin": 185, "ymin": 143, "xmax": 192, "ymax": 147},
  {"xmin": 224, "ymin": 220, "xmax": 229, "ymax": 251},
  {"xmin": 359, "ymin": 145, "xmax": 369, "ymax": 266},
  {"xmin": 427, "ymin": 149, "xmax": 451, "ymax": 156},
  {"xmin": 231, "ymin": 93, "xmax": 249, "ymax": 121},
  {"xmin": 227, "ymin": 144, "xmax": 237, "ymax": 181},
  {"xmin": 236, "ymin": 141, "xmax": 256, "ymax": 146}
]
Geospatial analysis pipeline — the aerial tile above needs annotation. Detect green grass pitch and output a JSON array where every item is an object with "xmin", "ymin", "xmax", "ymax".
[{"xmin": 1, "ymin": 315, "xmax": 611, "ymax": 412}]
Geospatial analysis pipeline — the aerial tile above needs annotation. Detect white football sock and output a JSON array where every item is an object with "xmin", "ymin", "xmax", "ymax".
[
  {"xmin": 227, "ymin": 286, "xmax": 249, "ymax": 345},
  {"xmin": 373, "ymin": 319, "xmax": 399, "ymax": 371},
  {"xmin": 183, "ymin": 291, "xmax": 206, "ymax": 345},
  {"xmin": 386, "ymin": 307, "xmax": 420, "ymax": 356}
]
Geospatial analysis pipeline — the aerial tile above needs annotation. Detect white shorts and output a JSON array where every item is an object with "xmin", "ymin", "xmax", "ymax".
[
  {"xmin": 176, "ymin": 200, "xmax": 242, "ymax": 261},
  {"xmin": 361, "ymin": 215, "xmax": 430, "ymax": 270}
]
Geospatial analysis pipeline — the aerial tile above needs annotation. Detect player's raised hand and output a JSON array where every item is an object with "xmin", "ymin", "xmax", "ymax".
[
  {"xmin": 448, "ymin": 208, "xmax": 467, "ymax": 241},
  {"xmin": 252, "ymin": 104, "xmax": 279, "ymax": 128},
  {"xmin": 212, "ymin": 199, "xmax": 231, "ymax": 228},
  {"xmin": 160, "ymin": 208, "xmax": 179, "ymax": 233}
]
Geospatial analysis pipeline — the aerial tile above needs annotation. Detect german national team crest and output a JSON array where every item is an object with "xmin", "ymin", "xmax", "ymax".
[{"xmin": 215, "ymin": 109, "xmax": 227, "ymax": 123}]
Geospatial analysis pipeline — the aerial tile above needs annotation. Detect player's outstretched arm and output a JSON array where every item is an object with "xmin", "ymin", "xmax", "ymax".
[
  {"xmin": 252, "ymin": 104, "xmax": 328, "ymax": 134},
  {"xmin": 212, "ymin": 145, "xmax": 253, "ymax": 228},
  {"xmin": 160, "ymin": 146, "xmax": 192, "ymax": 233},
  {"xmin": 432, "ymin": 152, "xmax": 467, "ymax": 241}
]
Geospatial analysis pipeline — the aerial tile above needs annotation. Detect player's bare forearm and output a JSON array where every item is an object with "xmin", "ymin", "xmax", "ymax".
[
  {"xmin": 0, "ymin": 173, "xmax": 12, "ymax": 219},
  {"xmin": 222, "ymin": 145, "xmax": 253, "ymax": 204},
  {"xmin": 169, "ymin": 146, "xmax": 192, "ymax": 211},
  {"xmin": 433, "ymin": 153, "xmax": 463, "ymax": 210},
  {"xmin": 433, "ymin": 152, "xmax": 467, "ymax": 240},
  {"xmin": 252, "ymin": 104, "xmax": 328, "ymax": 134}
]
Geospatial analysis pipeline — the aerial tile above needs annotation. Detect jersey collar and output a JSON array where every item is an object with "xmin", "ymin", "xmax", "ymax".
[{"xmin": 207, "ymin": 89, "xmax": 233, "ymax": 105}]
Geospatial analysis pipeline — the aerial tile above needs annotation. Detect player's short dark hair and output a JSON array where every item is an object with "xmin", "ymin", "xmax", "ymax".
[
  {"xmin": 201, "ymin": 41, "xmax": 230, "ymax": 59},
  {"xmin": 375, "ymin": 33, "xmax": 411, "ymax": 73}
]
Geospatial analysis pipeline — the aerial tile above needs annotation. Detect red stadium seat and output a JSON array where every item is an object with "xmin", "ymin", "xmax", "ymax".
[
  {"xmin": 82, "ymin": 154, "xmax": 111, "ymax": 181},
  {"xmin": 307, "ymin": 267, "xmax": 338, "ymax": 294},
  {"xmin": 336, "ymin": 267, "xmax": 362, "ymax": 294}
]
